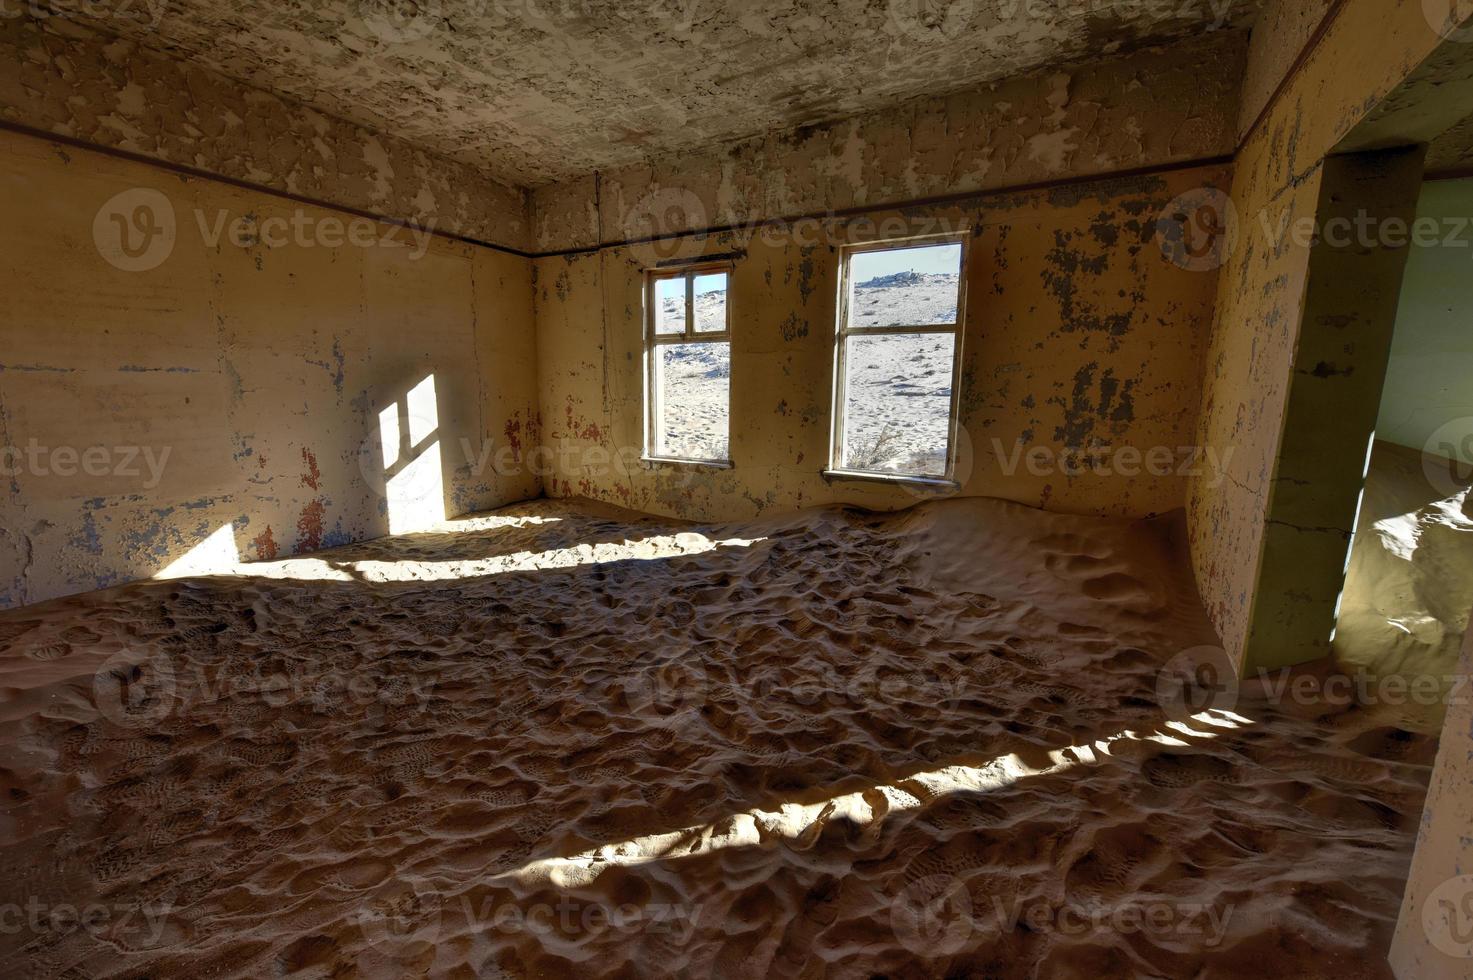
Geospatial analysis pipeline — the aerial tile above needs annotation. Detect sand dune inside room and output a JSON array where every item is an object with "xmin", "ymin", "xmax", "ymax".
[
  {"xmin": 0, "ymin": 498, "xmax": 1440, "ymax": 977},
  {"xmin": 4, "ymin": 1, "xmax": 1473, "ymax": 977}
]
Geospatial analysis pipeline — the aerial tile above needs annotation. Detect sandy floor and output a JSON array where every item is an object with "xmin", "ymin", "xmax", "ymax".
[{"xmin": 0, "ymin": 496, "xmax": 1438, "ymax": 978}]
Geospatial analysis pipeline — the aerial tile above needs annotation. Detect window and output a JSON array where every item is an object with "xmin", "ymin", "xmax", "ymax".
[
  {"xmin": 829, "ymin": 236, "xmax": 966, "ymax": 481},
  {"xmin": 644, "ymin": 265, "xmax": 732, "ymax": 464}
]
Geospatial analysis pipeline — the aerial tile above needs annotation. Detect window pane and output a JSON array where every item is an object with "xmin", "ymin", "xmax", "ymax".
[
  {"xmin": 840, "ymin": 333, "xmax": 954, "ymax": 476},
  {"xmin": 693, "ymin": 273, "xmax": 728, "ymax": 333},
  {"xmin": 654, "ymin": 276, "xmax": 685, "ymax": 335},
  {"xmin": 656, "ymin": 341, "xmax": 730, "ymax": 460},
  {"xmin": 848, "ymin": 243, "xmax": 962, "ymax": 328}
]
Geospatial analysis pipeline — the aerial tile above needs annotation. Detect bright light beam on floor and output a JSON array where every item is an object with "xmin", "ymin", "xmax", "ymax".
[
  {"xmin": 502, "ymin": 709, "xmax": 1250, "ymax": 891},
  {"xmin": 239, "ymin": 531, "xmax": 766, "ymax": 582}
]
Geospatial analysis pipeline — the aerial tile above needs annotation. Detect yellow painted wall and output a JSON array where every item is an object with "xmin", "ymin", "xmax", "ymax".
[
  {"xmin": 1187, "ymin": 0, "xmax": 1467, "ymax": 672},
  {"xmin": 0, "ymin": 130, "xmax": 540, "ymax": 608},
  {"xmin": 1390, "ymin": 612, "xmax": 1473, "ymax": 979},
  {"xmin": 534, "ymin": 166, "xmax": 1229, "ymax": 522}
]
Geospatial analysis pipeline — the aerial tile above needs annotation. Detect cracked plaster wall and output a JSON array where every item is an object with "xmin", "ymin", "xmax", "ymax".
[
  {"xmin": 531, "ymin": 32, "xmax": 1248, "ymax": 254},
  {"xmin": 0, "ymin": 13, "xmax": 531, "ymax": 252},
  {"xmin": 533, "ymin": 164, "xmax": 1229, "ymax": 523},
  {"xmin": 0, "ymin": 129, "xmax": 540, "ymax": 609},
  {"xmin": 1187, "ymin": 0, "xmax": 1471, "ymax": 673}
]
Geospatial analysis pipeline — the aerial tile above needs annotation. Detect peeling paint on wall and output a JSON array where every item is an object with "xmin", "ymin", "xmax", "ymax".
[
  {"xmin": 536, "ymin": 166, "xmax": 1228, "ymax": 524},
  {"xmin": 0, "ymin": 129, "xmax": 541, "ymax": 609},
  {"xmin": 0, "ymin": 14, "xmax": 530, "ymax": 251},
  {"xmin": 532, "ymin": 33, "xmax": 1247, "ymax": 253},
  {"xmin": 1187, "ymin": 0, "xmax": 1468, "ymax": 674},
  {"xmin": 28, "ymin": 1, "xmax": 1260, "ymax": 191}
]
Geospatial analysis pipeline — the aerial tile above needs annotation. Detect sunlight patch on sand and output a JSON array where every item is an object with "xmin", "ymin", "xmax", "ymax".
[
  {"xmin": 240, "ymin": 532, "xmax": 767, "ymax": 583},
  {"xmin": 513, "ymin": 709, "xmax": 1250, "ymax": 890}
]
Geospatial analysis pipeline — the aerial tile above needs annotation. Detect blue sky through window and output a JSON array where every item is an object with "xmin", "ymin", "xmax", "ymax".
[{"xmin": 851, "ymin": 243, "xmax": 961, "ymax": 283}]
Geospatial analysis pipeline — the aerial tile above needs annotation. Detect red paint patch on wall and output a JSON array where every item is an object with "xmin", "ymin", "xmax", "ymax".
[
  {"xmin": 301, "ymin": 448, "xmax": 321, "ymax": 490},
  {"xmin": 564, "ymin": 397, "xmax": 604, "ymax": 441},
  {"xmin": 253, "ymin": 526, "xmax": 278, "ymax": 561},
  {"xmin": 503, "ymin": 412, "xmax": 524, "ymax": 462},
  {"xmin": 297, "ymin": 500, "xmax": 325, "ymax": 552}
]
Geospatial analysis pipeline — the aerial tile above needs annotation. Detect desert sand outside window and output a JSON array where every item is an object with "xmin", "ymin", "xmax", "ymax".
[
  {"xmin": 827, "ymin": 235, "xmax": 967, "ymax": 483},
  {"xmin": 643, "ymin": 264, "xmax": 733, "ymax": 466}
]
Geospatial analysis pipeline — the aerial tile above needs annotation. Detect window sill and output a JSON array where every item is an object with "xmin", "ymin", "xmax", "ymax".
[
  {"xmin": 821, "ymin": 468, "xmax": 959, "ymax": 490},
  {"xmin": 641, "ymin": 456, "xmax": 733, "ymax": 470}
]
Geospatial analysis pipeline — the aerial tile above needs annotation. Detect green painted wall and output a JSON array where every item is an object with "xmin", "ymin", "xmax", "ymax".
[{"xmin": 1377, "ymin": 178, "xmax": 1473, "ymax": 463}]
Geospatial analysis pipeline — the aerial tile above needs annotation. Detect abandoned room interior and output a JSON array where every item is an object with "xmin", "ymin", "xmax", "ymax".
[{"xmin": 4, "ymin": 0, "xmax": 1473, "ymax": 976}]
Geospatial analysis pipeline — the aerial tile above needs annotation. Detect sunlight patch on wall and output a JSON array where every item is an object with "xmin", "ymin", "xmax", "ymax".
[
  {"xmin": 157, "ymin": 523, "xmax": 238, "ymax": 578},
  {"xmin": 383, "ymin": 374, "xmax": 446, "ymax": 535}
]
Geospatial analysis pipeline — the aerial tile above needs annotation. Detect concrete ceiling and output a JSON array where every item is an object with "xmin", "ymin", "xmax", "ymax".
[{"xmin": 50, "ymin": 0, "xmax": 1262, "ymax": 188}]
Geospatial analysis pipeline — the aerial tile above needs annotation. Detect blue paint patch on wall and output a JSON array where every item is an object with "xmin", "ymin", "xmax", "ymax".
[
  {"xmin": 321, "ymin": 521, "xmax": 353, "ymax": 549},
  {"xmin": 68, "ymin": 511, "xmax": 103, "ymax": 556}
]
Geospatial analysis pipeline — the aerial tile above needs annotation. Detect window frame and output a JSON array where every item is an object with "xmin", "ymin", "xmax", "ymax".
[
  {"xmin": 826, "ymin": 233, "xmax": 969, "ymax": 485},
  {"xmin": 642, "ymin": 261, "xmax": 735, "ymax": 468}
]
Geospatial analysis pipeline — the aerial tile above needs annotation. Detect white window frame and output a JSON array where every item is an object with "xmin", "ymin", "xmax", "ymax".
[
  {"xmin": 826, "ymin": 233, "xmax": 968, "ymax": 486},
  {"xmin": 642, "ymin": 262, "xmax": 734, "ymax": 468}
]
